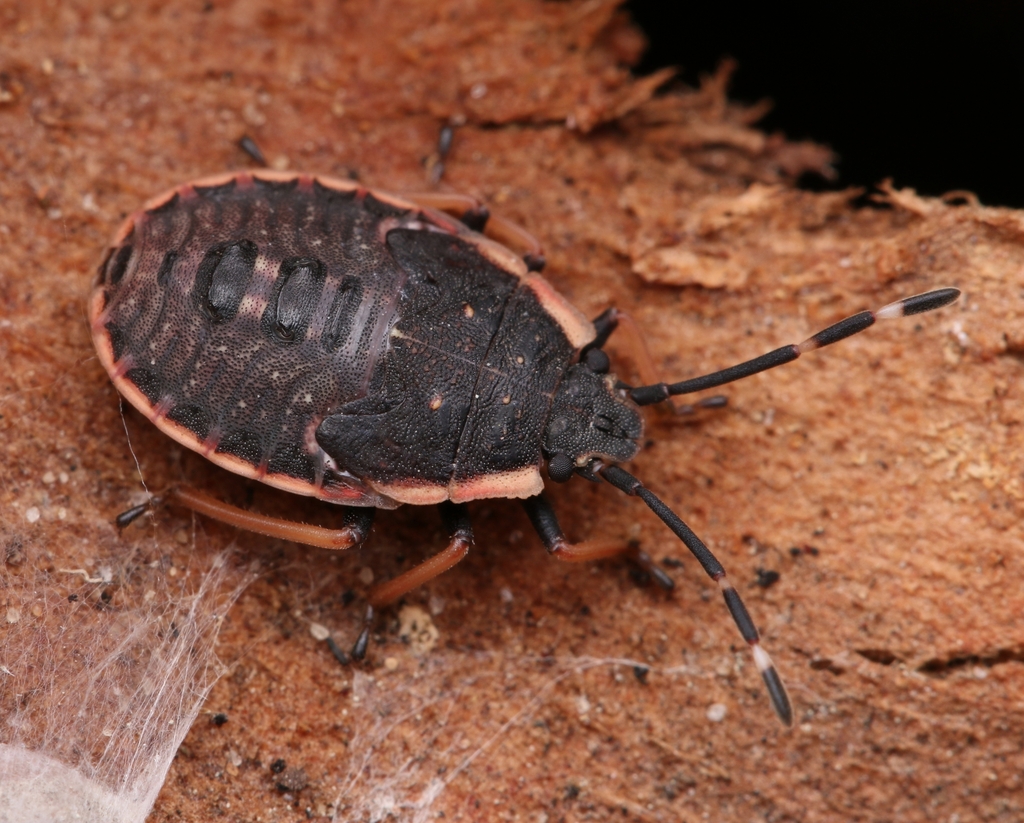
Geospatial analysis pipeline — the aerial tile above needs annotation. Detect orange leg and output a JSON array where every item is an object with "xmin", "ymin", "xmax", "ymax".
[
  {"xmin": 601, "ymin": 309, "xmax": 664, "ymax": 390},
  {"xmin": 521, "ymin": 495, "xmax": 675, "ymax": 590},
  {"xmin": 589, "ymin": 308, "xmax": 727, "ymax": 416},
  {"xmin": 366, "ymin": 503, "xmax": 473, "ymax": 607},
  {"xmin": 402, "ymin": 192, "xmax": 546, "ymax": 272},
  {"xmin": 352, "ymin": 502, "xmax": 473, "ymax": 660},
  {"xmin": 115, "ymin": 486, "xmax": 374, "ymax": 551}
]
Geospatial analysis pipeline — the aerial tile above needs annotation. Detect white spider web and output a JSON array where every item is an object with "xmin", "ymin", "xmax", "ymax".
[{"xmin": 0, "ymin": 535, "xmax": 254, "ymax": 823}]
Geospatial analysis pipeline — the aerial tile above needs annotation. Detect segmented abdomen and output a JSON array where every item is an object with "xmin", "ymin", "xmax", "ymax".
[{"xmin": 91, "ymin": 174, "xmax": 418, "ymax": 506}]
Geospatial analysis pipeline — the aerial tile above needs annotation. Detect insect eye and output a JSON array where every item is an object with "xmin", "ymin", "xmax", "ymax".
[{"xmin": 547, "ymin": 453, "xmax": 574, "ymax": 483}]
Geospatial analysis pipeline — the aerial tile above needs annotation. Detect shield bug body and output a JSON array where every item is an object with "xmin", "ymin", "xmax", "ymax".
[{"xmin": 91, "ymin": 169, "xmax": 959, "ymax": 725}]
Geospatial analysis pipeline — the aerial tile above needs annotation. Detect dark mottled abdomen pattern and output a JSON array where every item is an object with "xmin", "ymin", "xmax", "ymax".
[
  {"xmin": 94, "ymin": 175, "xmax": 580, "ymax": 505},
  {"xmin": 97, "ymin": 178, "xmax": 420, "ymax": 500}
]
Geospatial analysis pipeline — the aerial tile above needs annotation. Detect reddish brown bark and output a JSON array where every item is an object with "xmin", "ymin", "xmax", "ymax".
[{"xmin": 2, "ymin": 1, "xmax": 1022, "ymax": 820}]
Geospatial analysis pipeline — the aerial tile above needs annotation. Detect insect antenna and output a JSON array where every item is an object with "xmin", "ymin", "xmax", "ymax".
[
  {"xmin": 627, "ymin": 287, "xmax": 960, "ymax": 406},
  {"xmin": 597, "ymin": 462, "xmax": 793, "ymax": 726}
]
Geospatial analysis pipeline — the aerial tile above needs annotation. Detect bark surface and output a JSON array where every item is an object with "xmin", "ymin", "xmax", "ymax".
[{"xmin": 1, "ymin": 1, "xmax": 1021, "ymax": 821}]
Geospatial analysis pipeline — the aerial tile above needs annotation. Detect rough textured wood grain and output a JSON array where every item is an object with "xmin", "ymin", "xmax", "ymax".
[{"xmin": 2, "ymin": 1, "xmax": 1022, "ymax": 821}]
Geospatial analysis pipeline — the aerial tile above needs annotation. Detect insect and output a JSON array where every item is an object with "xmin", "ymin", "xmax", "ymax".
[{"xmin": 91, "ymin": 169, "xmax": 959, "ymax": 725}]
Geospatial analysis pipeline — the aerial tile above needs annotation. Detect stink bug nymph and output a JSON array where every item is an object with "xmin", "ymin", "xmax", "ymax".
[{"xmin": 91, "ymin": 170, "xmax": 959, "ymax": 725}]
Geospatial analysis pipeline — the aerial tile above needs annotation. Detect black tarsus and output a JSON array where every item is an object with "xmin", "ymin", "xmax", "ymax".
[
  {"xmin": 238, "ymin": 135, "xmax": 267, "ymax": 166},
  {"xmin": 524, "ymin": 253, "xmax": 546, "ymax": 273},
  {"xmin": 521, "ymin": 495, "xmax": 675, "ymax": 590},
  {"xmin": 437, "ymin": 124, "xmax": 454, "ymax": 160},
  {"xmin": 115, "ymin": 501, "xmax": 154, "ymax": 530},
  {"xmin": 326, "ymin": 636, "xmax": 351, "ymax": 666},
  {"xmin": 628, "ymin": 547, "xmax": 675, "ymax": 591},
  {"xmin": 673, "ymin": 395, "xmax": 728, "ymax": 417},
  {"xmin": 430, "ymin": 122, "xmax": 456, "ymax": 184},
  {"xmin": 351, "ymin": 604, "xmax": 375, "ymax": 661}
]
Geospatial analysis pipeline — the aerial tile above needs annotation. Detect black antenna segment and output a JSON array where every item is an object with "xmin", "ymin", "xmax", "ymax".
[{"xmin": 628, "ymin": 287, "xmax": 960, "ymax": 406}]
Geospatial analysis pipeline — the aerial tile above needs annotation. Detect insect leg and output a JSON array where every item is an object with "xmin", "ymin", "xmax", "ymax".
[
  {"xmin": 402, "ymin": 192, "xmax": 491, "ymax": 232},
  {"xmin": 366, "ymin": 502, "xmax": 474, "ymax": 608},
  {"xmin": 426, "ymin": 122, "xmax": 455, "ymax": 184},
  {"xmin": 583, "ymin": 308, "xmax": 664, "ymax": 388},
  {"xmin": 521, "ymin": 494, "xmax": 675, "ymax": 590},
  {"xmin": 237, "ymin": 134, "xmax": 267, "ymax": 166},
  {"xmin": 402, "ymin": 192, "xmax": 546, "ymax": 272},
  {"xmin": 351, "ymin": 502, "xmax": 473, "ymax": 660},
  {"xmin": 583, "ymin": 308, "xmax": 726, "ymax": 416},
  {"xmin": 116, "ymin": 486, "xmax": 374, "ymax": 551}
]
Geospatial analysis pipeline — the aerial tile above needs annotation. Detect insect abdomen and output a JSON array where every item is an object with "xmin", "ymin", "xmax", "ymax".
[{"xmin": 92, "ymin": 175, "xmax": 412, "ymax": 504}]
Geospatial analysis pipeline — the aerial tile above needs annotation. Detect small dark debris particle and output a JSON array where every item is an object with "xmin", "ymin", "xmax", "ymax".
[
  {"xmin": 661, "ymin": 556, "xmax": 683, "ymax": 569},
  {"xmin": 100, "ymin": 589, "xmax": 112, "ymax": 603},
  {"xmin": 212, "ymin": 713, "xmax": 228, "ymax": 726},
  {"xmin": 67, "ymin": 593, "xmax": 79, "ymax": 602},
  {"xmin": 789, "ymin": 544, "xmax": 820, "ymax": 557},
  {"xmin": 579, "ymin": 605, "xmax": 591, "ymax": 616},
  {"xmin": 270, "ymin": 758, "xmax": 287, "ymax": 774},
  {"xmin": 341, "ymin": 589, "xmax": 356, "ymax": 607},
  {"xmin": 276, "ymin": 766, "xmax": 308, "ymax": 793},
  {"xmin": 633, "ymin": 665, "xmax": 649, "ymax": 685},
  {"xmin": 755, "ymin": 568, "xmax": 780, "ymax": 588},
  {"xmin": 564, "ymin": 783, "xmax": 580, "ymax": 801}
]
